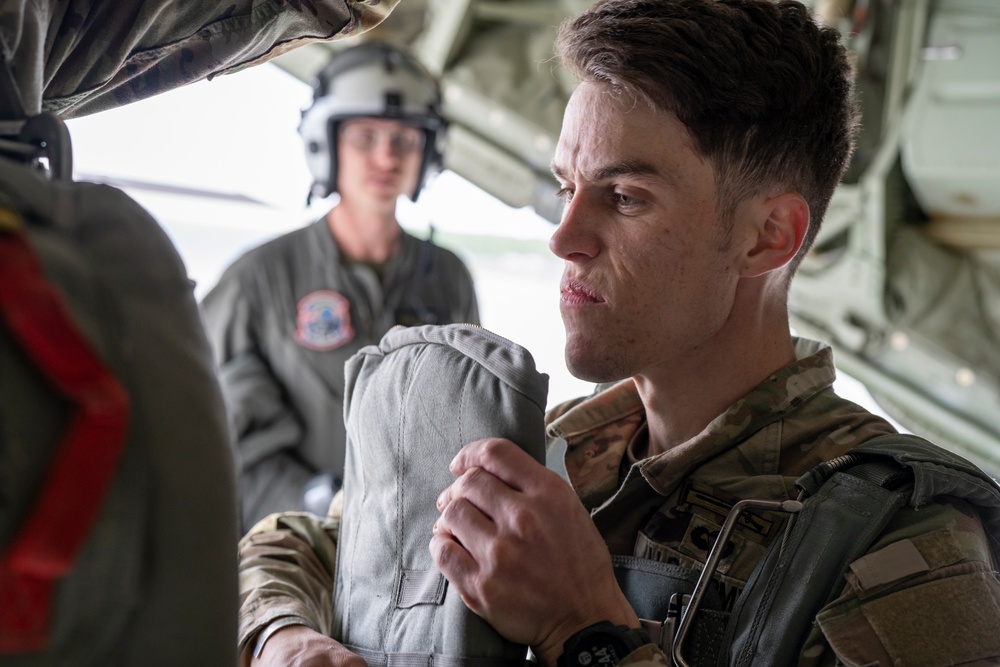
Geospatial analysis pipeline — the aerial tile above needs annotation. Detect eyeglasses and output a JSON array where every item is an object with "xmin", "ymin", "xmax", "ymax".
[{"xmin": 339, "ymin": 122, "xmax": 425, "ymax": 155}]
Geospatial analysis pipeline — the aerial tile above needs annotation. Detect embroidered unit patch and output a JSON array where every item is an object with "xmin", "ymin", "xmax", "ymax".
[{"xmin": 294, "ymin": 290, "xmax": 354, "ymax": 351}]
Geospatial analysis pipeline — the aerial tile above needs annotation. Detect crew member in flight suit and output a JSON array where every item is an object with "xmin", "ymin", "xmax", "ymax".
[{"xmin": 201, "ymin": 42, "xmax": 480, "ymax": 531}]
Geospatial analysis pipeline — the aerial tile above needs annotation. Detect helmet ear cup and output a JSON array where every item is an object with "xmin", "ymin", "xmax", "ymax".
[
  {"xmin": 412, "ymin": 118, "xmax": 447, "ymax": 201},
  {"xmin": 299, "ymin": 42, "xmax": 446, "ymax": 202}
]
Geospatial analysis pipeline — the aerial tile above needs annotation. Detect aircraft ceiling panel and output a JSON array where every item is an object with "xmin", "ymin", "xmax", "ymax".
[{"xmin": 900, "ymin": 0, "xmax": 1000, "ymax": 220}]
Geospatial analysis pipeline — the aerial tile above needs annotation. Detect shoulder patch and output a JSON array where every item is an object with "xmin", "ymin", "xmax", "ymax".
[{"xmin": 294, "ymin": 290, "xmax": 354, "ymax": 351}]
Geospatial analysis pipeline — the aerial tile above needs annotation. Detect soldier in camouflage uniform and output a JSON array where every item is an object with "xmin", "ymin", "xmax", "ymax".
[
  {"xmin": 236, "ymin": 0, "xmax": 1000, "ymax": 665},
  {"xmin": 0, "ymin": 1, "xmax": 395, "ymax": 665}
]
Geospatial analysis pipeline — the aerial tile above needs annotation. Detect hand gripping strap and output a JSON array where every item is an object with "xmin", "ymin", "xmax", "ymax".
[{"xmin": 0, "ymin": 219, "xmax": 130, "ymax": 652}]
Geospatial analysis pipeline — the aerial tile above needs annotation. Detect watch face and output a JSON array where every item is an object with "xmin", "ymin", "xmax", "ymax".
[{"xmin": 567, "ymin": 632, "xmax": 630, "ymax": 666}]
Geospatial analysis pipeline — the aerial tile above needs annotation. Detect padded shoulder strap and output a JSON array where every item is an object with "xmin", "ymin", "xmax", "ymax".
[
  {"xmin": 849, "ymin": 434, "xmax": 1000, "ymax": 558},
  {"xmin": 0, "ymin": 217, "xmax": 130, "ymax": 653},
  {"xmin": 724, "ymin": 459, "xmax": 907, "ymax": 667}
]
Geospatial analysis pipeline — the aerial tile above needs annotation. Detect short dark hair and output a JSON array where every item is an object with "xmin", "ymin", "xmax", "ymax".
[{"xmin": 556, "ymin": 0, "xmax": 860, "ymax": 266}]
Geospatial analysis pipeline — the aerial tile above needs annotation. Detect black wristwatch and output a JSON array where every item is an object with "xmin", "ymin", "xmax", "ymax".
[{"xmin": 556, "ymin": 622, "xmax": 651, "ymax": 667}]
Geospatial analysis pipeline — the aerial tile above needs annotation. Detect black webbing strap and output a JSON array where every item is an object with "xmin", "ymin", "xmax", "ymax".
[{"xmin": 725, "ymin": 460, "xmax": 907, "ymax": 667}]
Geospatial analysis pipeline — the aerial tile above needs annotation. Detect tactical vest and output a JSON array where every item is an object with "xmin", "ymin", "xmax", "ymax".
[
  {"xmin": 615, "ymin": 433, "xmax": 1000, "ymax": 667},
  {"xmin": 333, "ymin": 324, "xmax": 548, "ymax": 665}
]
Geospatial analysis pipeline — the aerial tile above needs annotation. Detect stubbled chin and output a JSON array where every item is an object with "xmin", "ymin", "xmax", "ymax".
[
  {"xmin": 565, "ymin": 329, "xmax": 635, "ymax": 384},
  {"xmin": 563, "ymin": 335, "xmax": 602, "ymax": 383}
]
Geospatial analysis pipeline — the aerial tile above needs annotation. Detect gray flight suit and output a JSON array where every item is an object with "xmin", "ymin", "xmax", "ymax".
[{"xmin": 200, "ymin": 219, "xmax": 479, "ymax": 530}]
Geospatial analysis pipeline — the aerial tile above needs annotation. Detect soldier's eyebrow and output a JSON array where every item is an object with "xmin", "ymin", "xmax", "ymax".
[{"xmin": 550, "ymin": 160, "xmax": 663, "ymax": 184}]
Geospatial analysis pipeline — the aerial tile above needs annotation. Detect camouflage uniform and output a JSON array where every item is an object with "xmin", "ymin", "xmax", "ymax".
[
  {"xmin": 237, "ymin": 338, "xmax": 1000, "ymax": 665},
  {"xmin": 1, "ymin": 1, "xmax": 397, "ymax": 664}
]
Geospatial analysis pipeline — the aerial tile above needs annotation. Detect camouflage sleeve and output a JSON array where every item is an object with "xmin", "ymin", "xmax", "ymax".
[
  {"xmin": 814, "ymin": 500, "xmax": 1000, "ymax": 665},
  {"xmin": 237, "ymin": 503, "xmax": 342, "ymax": 653},
  {"xmin": 2, "ymin": 0, "xmax": 399, "ymax": 118}
]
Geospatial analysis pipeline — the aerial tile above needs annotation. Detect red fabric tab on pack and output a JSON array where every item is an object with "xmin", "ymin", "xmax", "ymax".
[{"xmin": 0, "ymin": 226, "xmax": 130, "ymax": 653}]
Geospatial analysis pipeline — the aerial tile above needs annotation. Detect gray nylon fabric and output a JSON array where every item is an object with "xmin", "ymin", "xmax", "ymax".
[{"xmin": 333, "ymin": 324, "xmax": 547, "ymax": 662}]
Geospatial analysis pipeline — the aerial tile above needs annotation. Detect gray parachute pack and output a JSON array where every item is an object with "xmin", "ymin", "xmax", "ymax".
[{"xmin": 333, "ymin": 324, "xmax": 549, "ymax": 665}]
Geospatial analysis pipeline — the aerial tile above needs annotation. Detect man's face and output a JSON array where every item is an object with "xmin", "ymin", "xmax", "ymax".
[
  {"xmin": 550, "ymin": 82, "xmax": 745, "ymax": 383},
  {"xmin": 336, "ymin": 118, "xmax": 424, "ymax": 210}
]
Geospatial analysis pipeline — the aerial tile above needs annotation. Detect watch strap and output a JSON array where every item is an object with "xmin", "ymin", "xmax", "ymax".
[{"xmin": 557, "ymin": 621, "xmax": 651, "ymax": 667}]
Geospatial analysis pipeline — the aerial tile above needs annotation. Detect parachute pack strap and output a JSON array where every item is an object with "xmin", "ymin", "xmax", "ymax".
[
  {"xmin": 0, "ymin": 111, "xmax": 74, "ymax": 181},
  {"xmin": 850, "ymin": 433, "xmax": 1000, "ymax": 560},
  {"xmin": 0, "ymin": 34, "xmax": 73, "ymax": 181},
  {"xmin": 0, "ymin": 212, "xmax": 130, "ymax": 653},
  {"xmin": 17, "ymin": 113, "xmax": 74, "ymax": 181},
  {"xmin": 725, "ymin": 463, "xmax": 909, "ymax": 667}
]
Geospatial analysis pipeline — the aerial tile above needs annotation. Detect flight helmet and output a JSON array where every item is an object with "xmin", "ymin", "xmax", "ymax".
[{"xmin": 300, "ymin": 41, "xmax": 446, "ymax": 202}]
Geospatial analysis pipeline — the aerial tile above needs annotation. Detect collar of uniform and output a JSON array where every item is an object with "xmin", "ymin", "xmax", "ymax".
[
  {"xmin": 308, "ymin": 217, "xmax": 343, "ymax": 265},
  {"xmin": 386, "ymin": 229, "xmax": 424, "ymax": 283},
  {"xmin": 546, "ymin": 380, "xmax": 646, "ymax": 505},
  {"xmin": 639, "ymin": 337, "xmax": 835, "ymax": 495},
  {"xmin": 546, "ymin": 378, "xmax": 645, "ymax": 441},
  {"xmin": 311, "ymin": 216, "xmax": 422, "ymax": 276},
  {"xmin": 550, "ymin": 338, "xmax": 836, "ymax": 500}
]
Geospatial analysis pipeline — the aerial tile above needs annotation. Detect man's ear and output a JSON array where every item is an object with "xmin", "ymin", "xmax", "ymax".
[{"xmin": 741, "ymin": 192, "xmax": 809, "ymax": 278}]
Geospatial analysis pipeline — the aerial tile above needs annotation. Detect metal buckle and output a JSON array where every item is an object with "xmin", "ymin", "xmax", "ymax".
[{"xmin": 670, "ymin": 498, "xmax": 803, "ymax": 667}]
